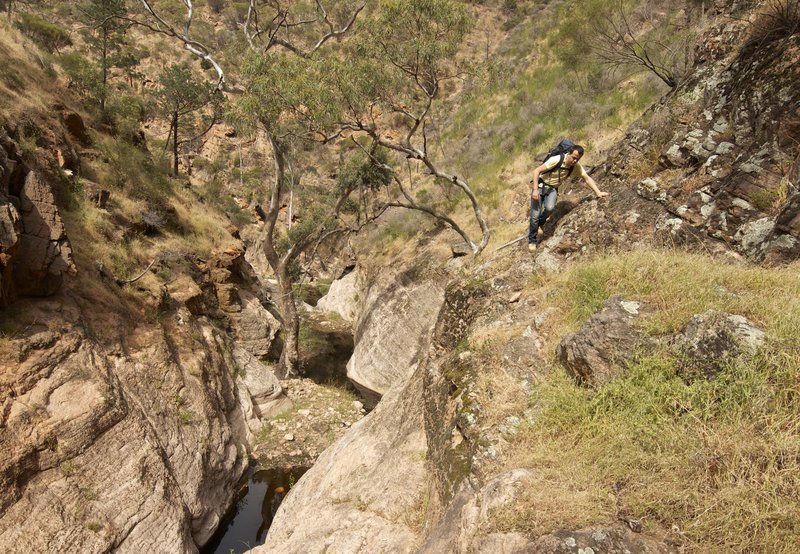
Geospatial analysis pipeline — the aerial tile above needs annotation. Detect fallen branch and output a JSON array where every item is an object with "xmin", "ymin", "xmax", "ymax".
[{"xmin": 494, "ymin": 235, "xmax": 526, "ymax": 252}]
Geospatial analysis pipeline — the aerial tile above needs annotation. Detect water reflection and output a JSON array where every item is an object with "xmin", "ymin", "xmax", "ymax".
[{"xmin": 202, "ymin": 466, "xmax": 307, "ymax": 554}]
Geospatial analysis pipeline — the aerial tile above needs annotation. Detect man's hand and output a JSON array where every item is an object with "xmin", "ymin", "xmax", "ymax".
[{"xmin": 595, "ymin": 191, "xmax": 609, "ymax": 198}]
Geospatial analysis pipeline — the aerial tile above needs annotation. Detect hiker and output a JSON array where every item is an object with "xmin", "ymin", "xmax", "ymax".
[{"xmin": 528, "ymin": 143, "xmax": 608, "ymax": 252}]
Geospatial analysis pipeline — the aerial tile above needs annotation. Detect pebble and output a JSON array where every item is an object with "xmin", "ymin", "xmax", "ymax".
[{"xmin": 284, "ymin": 433, "xmax": 295, "ymax": 442}]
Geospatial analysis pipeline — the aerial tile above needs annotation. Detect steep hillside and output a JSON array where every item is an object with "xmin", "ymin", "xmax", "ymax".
[
  {"xmin": 0, "ymin": 16, "xmax": 290, "ymax": 553},
  {"xmin": 1, "ymin": 1, "xmax": 798, "ymax": 553},
  {"xmin": 251, "ymin": 1, "xmax": 800, "ymax": 553}
]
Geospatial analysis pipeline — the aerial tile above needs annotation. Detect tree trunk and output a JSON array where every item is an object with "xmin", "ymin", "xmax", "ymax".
[
  {"xmin": 276, "ymin": 263, "xmax": 299, "ymax": 378},
  {"xmin": 172, "ymin": 110, "xmax": 179, "ymax": 176},
  {"xmin": 100, "ymin": 29, "xmax": 108, "ymax": 112},
  {"xmin": 261, "ymin": 130, "xmax": 300, "ymax": 378}
]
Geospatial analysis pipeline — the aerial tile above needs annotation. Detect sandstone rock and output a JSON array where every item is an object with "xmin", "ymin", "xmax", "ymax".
[
  {"xmin": 12, "ymin": 170, "xmax": 75, "ymax": 297},
  {"xmin": 0, "ymin": 319, "xmax": 252, "ymax": 553},
  {"xmin": 167, "ymin": 274, "xmax": 205, "ymax": 315},
  {"xmin": 316, "ymin": 268, "xmax": 359, "ymax": 323},
  {"xmin": 347, "ymin": 270, "xmax": 446, "ymax": 400},
  {"xmin": 253, "ymin": 366, "xmax": 428, "ymax": 554},
  {"xmin": 556, "ymin": 297, "xmax": 649, "ymax": 387},
  {"xmin": 672, "ymin": 311, "xmax": 765, "ymax": 379},
  {"xmin": 233, "ymin": 345, "xmax": 290, "ymax": 417},
  {"xmin": 418, "ymin": 469, "xmax": 535, "ymax": 553},
  {"xmin": 215, "ymin": 282, "xmax": 242, "ymax": 312},
  {"xmin": 230, "ymin": 294, "xmax": 280, "ymax": 359}
]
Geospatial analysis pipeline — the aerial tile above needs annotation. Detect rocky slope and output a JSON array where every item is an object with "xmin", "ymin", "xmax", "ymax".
[
  {"xmin": 531, "ymin": 0, "xmax": 800, "ymax": 269},
  {"xmin": 0, "ymin": 98, "xmax": 289, "ymax": 553}
]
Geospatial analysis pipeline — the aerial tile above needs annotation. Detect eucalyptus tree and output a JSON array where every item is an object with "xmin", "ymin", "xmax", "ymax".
[
  {"xmin": 154, "ymin": 64, "xmax": 221, "ymax": 176},
  {"xmin": 131, "ymin": 0, "xmax": 365, "ymax": 378},
  {"xmin": 321, "ymin": 0, "xmax": 491, "ymax": 254},
  {"xmin": 130, "ymin": 0, "xmax": 489, "ymax": 378}
]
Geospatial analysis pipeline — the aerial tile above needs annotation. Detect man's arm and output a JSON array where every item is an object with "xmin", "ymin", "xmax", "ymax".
[
  {"xmin": 582, "ymin": 174, "xmax": 609, "ymax": 198},
  {"xmin": 530, "ymin": 162, "xmax": 549, "ymax": 200}
]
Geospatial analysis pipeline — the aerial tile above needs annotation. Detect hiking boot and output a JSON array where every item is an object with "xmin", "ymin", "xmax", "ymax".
[{"xmin": 527, "ymin": 243, "xmax": 537, "ymax": 252}]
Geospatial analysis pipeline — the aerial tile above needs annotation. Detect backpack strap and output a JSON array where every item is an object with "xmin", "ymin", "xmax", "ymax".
[{"xmin": 539, "ymin": 153, "xmax": 576, "ymax": 187}]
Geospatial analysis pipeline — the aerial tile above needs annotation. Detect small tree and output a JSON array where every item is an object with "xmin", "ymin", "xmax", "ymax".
[
  {"xmin": 590, "ymin": 2, "xmax": 698, "ymax": 89},
  {"xmin": 78, "ymin": 0, "xmax": 129, "ymax": 111},
  {"xmin": 154, "ymin": 64, "xmax": 221, "ymax": 176},
  {"xmin": 14, "ymin": 11, "xmax": 72, "ymax": 53}
]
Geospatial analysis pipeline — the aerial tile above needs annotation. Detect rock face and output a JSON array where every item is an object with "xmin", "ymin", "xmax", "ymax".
[
  {"xmin": 534, "ymin": 5, "xmax": 800, "ymax": 267},
  {"xmin": 0, "ymin": 127, "xmax": 75, "ymax": 304},
  {"xmin": 253, "ymin": 266, "xmax": 457, "ymax": 554},
  {"xmin": 253, "ymin": 367, "xmax": 428, "ymax": 554},
  {"xmin": 0, "ymin": 307, "xmax": 254, "ymax": 553},
  {"xmin": 346, "ymin": 267, "xmax": 446, "ymax": 401},
  {"xmin": 556, "ymin": 297, "xmax": 650, "ymax": 387},
  {"xmin": 418, "ymin": 469, "xmax": 535, "ymax": 553},
  {"xmin": 316, "ymin": 267, "xmax": 359, "ymax": 323}
]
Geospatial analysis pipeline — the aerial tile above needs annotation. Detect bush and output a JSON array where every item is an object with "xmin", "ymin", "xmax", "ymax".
[
  {"xmin": 59, "ymin": 52, "xmax": 102, "ymax": 102},
  {"xmin": 740, "ymin": 0, "xmax": 800, "ymax": 57},
  {"xmin": 14, "ymin": 12, "xmax": 72, "ymax": 53},
  {"xmin": 106, "ymin": 94, "xmax": 145, "ymax": 143}
]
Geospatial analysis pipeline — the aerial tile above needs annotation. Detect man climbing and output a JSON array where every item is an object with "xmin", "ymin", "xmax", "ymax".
[{"xmin": 528, "ymin": 143, "xmax": 608, "ymax": 252}]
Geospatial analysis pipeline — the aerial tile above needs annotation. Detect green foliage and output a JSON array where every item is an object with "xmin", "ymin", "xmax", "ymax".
[
  {"xmin": 522, "ymin": 346, "xmax": 800, "ymax": 550},
  {"xmin": 337, "ymin": 148, "xmax": 393, "ymax": 194},
  {"xmin": 14, "ymin": 12, "xmax": 72, "ymax": 53},
  {"xmin": 59, "ymin": 52, "xmax": 103, "ymax": 103},
  {"xmin": 78, "ymin": 0, "xmax": 130, "ymax": 108},
  {"xmin": 106, "ymin": 93, "xmax": 145, "ymax": 143},
  {"xmin": 155, "ymin": 64, "xmax": 218, "ymax": 116}
]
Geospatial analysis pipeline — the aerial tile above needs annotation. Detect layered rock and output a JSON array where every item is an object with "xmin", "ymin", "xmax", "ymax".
[
  {"xmin": 536, "ymin": 5, "xmax": 800, "ymax": 267},
  {"xmin": 316, "ymin": 267, "xmax": 360, "ymax": 323},
  {"xmin": 0, "ymin": 127, "xmax": 75, "ymax": 304},
  {"xmin": 0, "ymin": 309, "xmax": 253, "ymax": 552}
]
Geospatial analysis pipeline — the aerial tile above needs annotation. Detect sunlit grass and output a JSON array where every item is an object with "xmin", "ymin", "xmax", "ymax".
[{"xmin": 496, "ymin": 248, "xmax": 800, "ymax": 551}]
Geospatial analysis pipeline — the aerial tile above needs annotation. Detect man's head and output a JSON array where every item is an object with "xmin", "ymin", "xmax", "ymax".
[{"xmin": 564, "ymin": 145, "xmax": 584, "ymax": 167}]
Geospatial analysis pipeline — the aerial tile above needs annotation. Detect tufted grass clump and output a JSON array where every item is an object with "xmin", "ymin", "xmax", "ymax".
[{"xmin": 501, "ymin": 248, "xmax": 800, "ymax": 551}]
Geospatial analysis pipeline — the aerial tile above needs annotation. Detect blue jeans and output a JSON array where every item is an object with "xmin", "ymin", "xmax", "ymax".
[{"xmin": 528, "ymin": 186, "xmax": 557, "ymax": 244}]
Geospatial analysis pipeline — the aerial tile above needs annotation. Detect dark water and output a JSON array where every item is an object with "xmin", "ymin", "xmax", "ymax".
[{"xmin": 201, "ymin": 466, "xmax": 307, "ymax": 554}]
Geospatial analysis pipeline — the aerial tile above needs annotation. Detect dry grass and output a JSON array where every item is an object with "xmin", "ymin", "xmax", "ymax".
[{"xmin": 490, "ymin": 248, "xmax": 800, "ymax": 551}]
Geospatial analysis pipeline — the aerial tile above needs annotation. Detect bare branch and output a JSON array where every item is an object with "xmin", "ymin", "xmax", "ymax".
[{"xmin": 135, "ymin": 0, "xmax": 227, "ymax": 90}]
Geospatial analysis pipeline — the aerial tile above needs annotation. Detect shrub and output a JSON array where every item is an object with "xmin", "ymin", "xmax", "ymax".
[
  {"xmin": 744, "ymin": 0, "xmax": 800, "ymax": 54},
  {"xmin": 59, "ymin": 52, "xmax": 102, "ymax": 102},
  {"xmin": 14, "ymin": 12, "xmax": 72, "ymax": 53}
]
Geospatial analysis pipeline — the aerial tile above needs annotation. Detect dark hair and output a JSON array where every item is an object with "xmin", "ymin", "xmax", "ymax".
[{"xmin": 570, "ymin": 145, "xmax": 585, "ymax": 156}]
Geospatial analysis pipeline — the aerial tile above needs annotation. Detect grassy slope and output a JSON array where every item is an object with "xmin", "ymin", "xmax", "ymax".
[
  {"xmin": 0, "ymin": 16, "xmax": 234, "ymax": 340},
  {"xmin": 494, "ymin": 250, "xmax": 800, "ymax": 550}
]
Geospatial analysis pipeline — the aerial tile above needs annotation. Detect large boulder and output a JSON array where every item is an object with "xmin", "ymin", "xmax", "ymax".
[
  {"xmin": 253, "ymin": 365, "xmax": 429, "ymax": 554},
  {"xmin": 556, "ymin": 297, "xmax": 650, "ymax": 387},
  {"xmin": 347, "ymin": 269, "xmax": 446, "ymax": 402},
  {"xmin": 672, "ymin": 310, "xmax": 765, "ymax": 379},
  {"xmin": 316, "ymin": 268, "xmax": 360, "ymax": 323}
]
